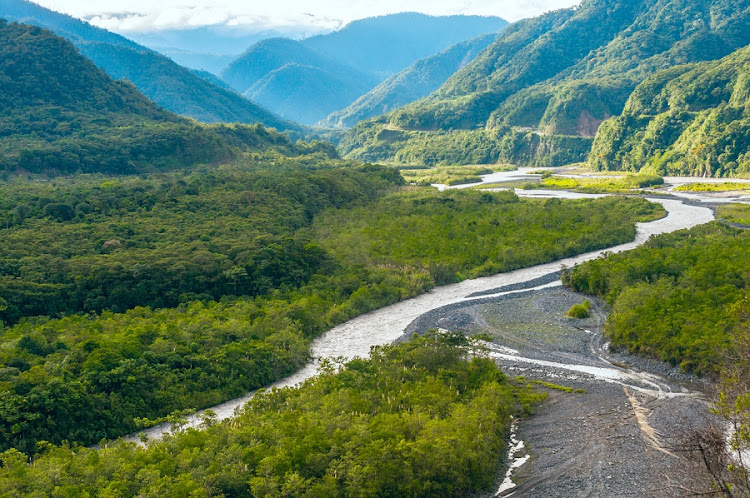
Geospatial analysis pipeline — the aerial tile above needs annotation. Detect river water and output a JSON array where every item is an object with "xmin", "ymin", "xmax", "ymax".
[{"xmin": 129, "ymin": 193, "xmax": 715, "ymax": 442}]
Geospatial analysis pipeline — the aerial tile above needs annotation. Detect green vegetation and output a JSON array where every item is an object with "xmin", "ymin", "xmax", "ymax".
[
  {"xmin": 563, "ymin": 223, "xmax": 750, "ymax": 375},
  {"xmin": 0, "ymin": 20, "xmax": 314, "ymax": 175},
  {"xmin": 673, "ymin": 183, "xmax": 750, "ymax": 192},
  {"xmin": 717, "ymin": 204, "xmax": 750, "ymax": 225},
  {"xmin": 0, "ymin": 2, "xmax": 300, "ymax": 131},
  {"xmin": 528, "ymin": 379, "xmax": 586, "ymax": 394},
  {"xmin": 0, "ymin": 167, "xmax": 663, "ymax": 452},
  {"xmin": 566, "ymin": 300, "xmax": 591, "ymax": 319},
  {"xmin": 524, "ymin": 173, "xmax": 664, "ymax": 193},
  {"xmin": 399, "ymin": 164, "xmax": 513, "ymax": 186},
  {"xmin": 590, "ymin": 45, "xmax": 750, "ymax": 177},
  {"xmin": 0, "ymin": 162, "xmax": 390, "ymax": 325},
  {"xmin": 311, "ymin": 191, "xmax": 665, "ymax": 285},
  {"xmin": 0, "ymin": 332, "xmax": 545, "ymax": 496},
  {"xmin": 324, "ymin": 32, "xmax": 500, "ymax": 128},
  {"xmin": 340, "ymin": 124, "xmax": 593, "ymax": 167},
  {"xmin": 341, "ymin": 0, "xmax": 750, "ymax": 169},
  {"xmin": 710, "ymin": 299, "xmax": 750, "ymax": 495}
]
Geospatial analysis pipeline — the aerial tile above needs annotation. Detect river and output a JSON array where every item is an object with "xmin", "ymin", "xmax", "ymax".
[{"xmin": 129, "ymin": 192, "xmax": 715, "ymax": 443}]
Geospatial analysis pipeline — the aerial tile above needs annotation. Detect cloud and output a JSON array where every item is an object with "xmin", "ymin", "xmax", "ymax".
[{"xmin": 36, "ymin": 0, "xmax": 581, "ymax": 34}]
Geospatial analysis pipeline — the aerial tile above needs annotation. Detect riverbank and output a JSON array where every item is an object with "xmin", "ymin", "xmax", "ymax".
[
  {"xmin": 129, "ymin": 196, "xmax": 713, "ymax": 443},
  {"xmin": 406, "ymin": 285, "xmax": 713, "ymax": 496}
]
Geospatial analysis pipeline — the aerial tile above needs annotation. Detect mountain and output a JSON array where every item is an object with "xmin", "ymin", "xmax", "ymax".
[
  {"xmin": 589, "ymin": 45, "xmax": 750, "ymax": 177},
  {"xmin": 244, "ymin": 63, "xmax": 378, "ymax": 126},
  {"xmin": 127, "ymin": 25, "xmax": 327, "ymax": 74},
  {"xmin": 218, "ymin": 14, "xmax": 507, "ymax": 127},
  {"xmin": 220, "ymin": 38, "xmax": 378, "ymax": 125},
  {"xmin": 302, "ymin": 13, "xmax": 508, "ymax": 79},
  {"xmin": 0, "ymin": 0, "xmax": 302, "ymax": 132},
  {"xmin": 341, "ymin": 0, "xmax": 750, "ymax": 169},
  {"xmin": 0, "ymin": 20, "xmax": 312, "ymax": 175},
  {"xmin": 323, "ymin": 32, "xmax": 501, "ymax": 129}
]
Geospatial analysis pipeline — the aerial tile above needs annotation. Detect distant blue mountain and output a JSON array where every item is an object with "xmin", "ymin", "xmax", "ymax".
[
  {"xmin": 323, "ymin": 32, "xmax": 503, "ymax": 128},
  {"xmin": 302, "ymin": 13, "xmax": 508, "ymax": 79},
  {"xmin": 126, "ymin": 25, "xmax": 321, "ymax": 74},
  {"xmin": 220, "ymin": 38, "xmax": 379, "ymax": 125},
  {"xmin": 218, "ymin": 13, "xmax": 507, "ymax": 126}
]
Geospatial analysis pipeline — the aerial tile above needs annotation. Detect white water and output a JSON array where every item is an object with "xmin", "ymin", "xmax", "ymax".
[
  {"xmin": 432, "ymin": 167, "xmax": 541, "ymax": 191},
  {"xmin": 495, "ymin": 418, "xmax": 529, "ymax": 496},
  {"xmin": 129, "ymin": 195, "xmax": 714, "ymax": 443},
  {"xmin": 434, "ymin": 168, "xmax": 750, "ymax": 205}
]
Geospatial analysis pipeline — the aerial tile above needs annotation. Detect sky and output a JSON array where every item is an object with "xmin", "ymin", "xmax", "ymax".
[{"xmin": 32, "ymin": 0, "xmax": 581, "ymax": 34}]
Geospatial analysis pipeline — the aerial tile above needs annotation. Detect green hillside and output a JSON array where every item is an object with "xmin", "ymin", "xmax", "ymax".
[
  {"xmin": 589, "ymin": 45, "xmax": 750, "ymax": 177},
  {"xmin": 0, "ymin": 20, "xmax": 307, "ymax": 175},
  {"xmin": 0, "ymin": 0, "xmax": 302, "ymax": 132},
  {"xmin": 323, "ymin": 33, "xmax": 500, "ymax": 129},
  {"xmin": 341, "ymin": 0, "xmax": 750, "ymax": 169}
]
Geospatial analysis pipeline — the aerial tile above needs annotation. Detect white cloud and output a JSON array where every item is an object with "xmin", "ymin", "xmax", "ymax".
[{"xmin": 33, "ymin": 0, "xmax": 581, "ymax": 34}]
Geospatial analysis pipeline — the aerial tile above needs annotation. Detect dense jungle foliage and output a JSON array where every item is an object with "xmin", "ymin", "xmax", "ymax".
[
  {"xmin": 0, "ymin": 333, "xmax": 545, "ymax": 497},
  {"xmin": 311, "ymin": 192, "xmax": 664, "ymax": 284},
  {"xmin": 564, "ymin": 222, "xmax": 750, "ymax": 375},
  {"xmin": 589, "ymin": 45, "xmax": 750, "ymax": 177},
  {"xmin": 340, "ymin": 123, "xmax": 593, "ymax": 167},
  {"xmin": 0, "ymin": 159, "xmax": 662, "ymax": 452},
  {"xmin": 340, "ymin": 0, "xmax": 750, "ymax": 169}
]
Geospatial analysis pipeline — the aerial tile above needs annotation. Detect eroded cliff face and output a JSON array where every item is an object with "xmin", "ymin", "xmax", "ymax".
[{"xmin": 577, "ymin": 110, "xmax": 609, "ymax": 137}]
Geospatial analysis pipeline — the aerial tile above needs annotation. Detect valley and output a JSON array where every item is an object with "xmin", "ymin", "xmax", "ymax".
[{"xmin": 0, "ymin": 0, "xmax": 749, "ymax": 495}]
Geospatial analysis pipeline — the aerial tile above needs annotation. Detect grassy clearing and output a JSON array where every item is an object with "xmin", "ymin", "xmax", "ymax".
[
  {"xmin": 399, "ymin": 164, "xmax": 516, "ymax": 186},
  {"xmin": 717, "ymin": 203, "xmax": 750, "ymax": 225},
  {"xmin": 523, "ymin": 173, "xmax": 664, "ymax": 193},
  {"xmin": 673, "ymin": 182, "xmax": 750, "ymax": 192}
]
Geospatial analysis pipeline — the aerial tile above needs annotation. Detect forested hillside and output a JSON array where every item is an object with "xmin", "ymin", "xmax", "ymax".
[
  {"xmin": 0, "ymin": 0, "xmax": 301, "ymax": 131},
  {"xmin": 564, "ymin": 222, "xmax": 750, "ymax": 375},
  {"xmin": 341, "ymin": 0, "xmax": 750, "ymax": 170},
  {"xmin": 0, "ymin": 21, "xmax": 309, "ymax": 174},
  {"xmin": 589, "ymin": 45, "xmax": 750, "ymax": 177},
  {"xmin": 323, "ymin": 33, "xmax": 500, "ymax": 128}
]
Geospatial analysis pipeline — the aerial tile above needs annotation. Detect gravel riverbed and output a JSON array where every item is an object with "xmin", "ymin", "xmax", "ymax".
[{"xmin": 406, "ymin": 286, "xmax": 715, "ymax": 497}]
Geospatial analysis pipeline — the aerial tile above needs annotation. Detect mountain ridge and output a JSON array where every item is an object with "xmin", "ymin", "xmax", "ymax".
[
  {"xmin": 340, "ymin": 0, "xmax": 750, "ymax": 171},
  {"xmin": 0, "ymin": 0, "xmax": 303, "ymax": 132},
  {"xmin": 322, "ymin": 32, "xmax": 501, "ymax": 129},
  {"xmin": 0, "ymin": 20, "xmax": 314, "ymax": 175}
]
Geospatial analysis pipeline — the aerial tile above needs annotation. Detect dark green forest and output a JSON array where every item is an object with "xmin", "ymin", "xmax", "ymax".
[
  {"xmin": 0, "ymin": 333, "xmax": 545, "ymax": 497},
  {"xmin": 0, "ymin": 155, "xmax": 662, "ymax": 452},
  {"xmin": 564, "ymin": 222, "xmax": 750, "ymax": 375}
]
